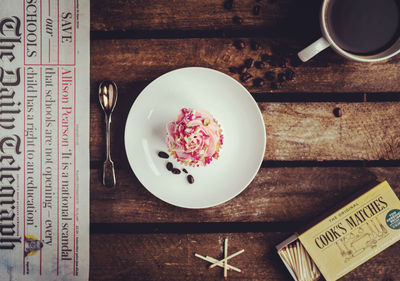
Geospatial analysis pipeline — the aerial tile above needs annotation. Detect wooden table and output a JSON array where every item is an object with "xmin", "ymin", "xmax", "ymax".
[{"xmin": 89, "ymin": 1, "xmax": 400, "ymax": 280}]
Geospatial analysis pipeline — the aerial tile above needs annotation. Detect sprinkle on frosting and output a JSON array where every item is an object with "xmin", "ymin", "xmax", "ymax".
[{"xmin": 166, "ymin": 108, "xmax": 223, "ymax": 167}]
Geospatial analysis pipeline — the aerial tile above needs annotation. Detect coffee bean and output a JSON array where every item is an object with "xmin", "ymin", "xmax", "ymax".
[
  {"xmin": 224, "ymin": 0, "xmax": 233, "ymax": 10},
  {"xmin": 264, "ymin": 71, "xmax": 276, "ymax": 81},
  {"xmin": 239, "ymin": 65, "xmax": 248, "ymax": 74},
  {"xmin": 172, "ymin": 168, "xmax": 181, "ymax": 174},
  {"xmin": 289, "ymin": 55, "xmax": 302, "ymax": 67},
  {"xmin": 158, "ymin": 151, "xmax": 169, "ymax": 159},
  {"xmin": 270, "ymin": 81, "xmax": 281, "ymax": 90},
  {"xmin": 253, "ymin": 5, "xmax": 261, "ymax": 15},
  {"xmin": 233, "ymin": 40, "xmax": 246, "ymax": 50},
  {"xmin": 255, "ymin": 61, "xmax": 265, "ymax": 69},
  {"xmin": 250, "ymin": 40, "xmax": 261, "ymax": 51},
  {"xmin": 245, "ymin": 58, "xmax": 254, "ymax": 68},
  {"xmin": 333, "ymin": 107, "xmax": 342, "ymax": 118},
  {"xmin": 278, "ymin": 58, "xmax": 287, "ymax": 68},
  {"xmin": 278, "ymin": 72, "xmax": 287, "ymax": 82},
  {"xmin": 253, "ymin": 78, "xmax": 265, "ymax": 87},
  {"xmin": 261, "ymin": 54, "xmax": 272, "ymax": 62},
  {"xmin": 166, "ymin": 162, "xmax": 173, "ymax": 171},
  {"xmin": 187, "ymin": 175, "xmax": 195, "ymax": 184},
  {"xmin": 183, "ymin": 168, "xmax": 188, "ymax": 174},
  {"xmin": 240, "ymin": 72, "xmax": 253, "ymax": 83},
  {"xmin": 284, "ymin": 69, "xmax": 295, "ymax": 81},
  {"xmin": 270, "ymin": 56, "xmax": 286, "ymax": 68},
  {"xmin": 229, "ymin": 66, "xmax": 239, "ymax": 74},
  {"xmin": 232, "ymin": 15, "xmax": 243, "ymax": 24}
]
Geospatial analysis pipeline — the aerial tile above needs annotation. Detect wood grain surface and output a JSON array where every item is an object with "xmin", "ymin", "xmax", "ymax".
[
  {"xmin": 90, "ymin": 102, "xmax": 400, "ymax": 162},
  {"xmin": 91, "ymin": 38, "xmax": 400, "ymax": 93},
  {"xmin": 89, "ymin": 0, "xmax": 400, "ymax": 280},
  {"xmin": 90, "ymin": 167, "xmax": 400, "ymax": 223},
  {"xmin": 91, "ymin": 0, "xmax": 302, "ymax": 33},
  {"xmin": 90, "ymin": 232, "xmax": 400, "ymax": 281}
]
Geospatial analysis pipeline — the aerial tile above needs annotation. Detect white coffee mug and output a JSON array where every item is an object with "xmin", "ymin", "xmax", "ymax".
[{"xmin": 298, "ymin": 0, "xmax": 400, "ymax": 62}]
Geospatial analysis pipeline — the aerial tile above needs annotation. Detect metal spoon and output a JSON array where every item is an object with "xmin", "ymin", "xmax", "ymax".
[{"xmin": 98, "ymin": 81, "xmax": 118, "ymax": 188}]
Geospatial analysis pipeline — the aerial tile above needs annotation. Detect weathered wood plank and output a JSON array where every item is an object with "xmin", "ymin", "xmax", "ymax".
[
  {"xmin": 90, "ymin": 232, "xmax": 400, "ymax": 281},
  {"xmin": 91, "ymin": 0, "xmax": 313, "ymax": 34},
  {"xmin": 262, "ymin": 102, "xmax": 400, "ymax": 161},
  {"xmin": 90, "ymin": 166, "xmax": 400, "ymax": 223},
  {"xmin": 91, "ymin": 38, "xmax": 400, "ymax": 93},
  {"xmin": 89, "ymin": 102, "xmax": 400, "ymax": 162}
]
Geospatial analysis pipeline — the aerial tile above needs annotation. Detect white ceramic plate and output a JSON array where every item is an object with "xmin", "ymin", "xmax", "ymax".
[{"xmin": 124, "ymin": 67, "xmax": 266, "ymax": 208}]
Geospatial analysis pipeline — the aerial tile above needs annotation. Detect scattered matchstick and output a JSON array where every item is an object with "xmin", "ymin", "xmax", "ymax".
[
  {"xmin": 194, "ymin": 253, "xmax": 242, "ymax": 272},
  {"xmin": 209, "ymin": 249, "xmax": 245, "ymax": 269},
  {"xmin": 194, "ymin": 238, "xmax": 244, "ymax": 279},
  {"xmin": 205, "ymin": 256, "xmax": 242, "ymax": 273}
]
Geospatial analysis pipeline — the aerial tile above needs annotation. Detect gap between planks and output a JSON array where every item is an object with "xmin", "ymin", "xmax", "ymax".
[{"xmin": 90, "ymin": 222, "xmax": 302, "ymax": 234}]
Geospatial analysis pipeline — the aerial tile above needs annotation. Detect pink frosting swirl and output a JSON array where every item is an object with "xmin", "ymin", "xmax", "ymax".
[{"xmin": 166, "ymin": 108, "xmax": 223, "ymax": 166}]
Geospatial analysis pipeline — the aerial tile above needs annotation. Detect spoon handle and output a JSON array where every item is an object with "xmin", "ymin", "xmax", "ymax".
[
  {"xmin": 103, "ymin": 159, "xmax": 116, "ymax": 188},
  {"xmin": 103, "ymin": 115, "xmax": 116, "ymax": 187}
]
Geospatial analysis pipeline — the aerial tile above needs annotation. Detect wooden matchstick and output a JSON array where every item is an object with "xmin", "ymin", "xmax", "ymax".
[
  {"xmin": 194, "ymin": 253, "xmax": 242, "ymax": 273},
  {"xmin": 292, "ymin": 244, "xmax": 302, "ymax": 281},
  {"xmin": 205, "ymin": 256, "xmax": 242, "ymax": 273},
  {"xmin": 281, "ymin": 246, "xmax": 295, "ymax": 274},
  {"xmin": 299, "ymin": 242, "xmax": 311, "ymax": 281},
  {"xmin": 305, "ymin": 244, "xmax": 315, "ymax": 281},
  {"xmin": 294, "ymin": 242, "xmax": 303, "ymax": 281},
  {"xmin": 195, "ymin": 253, "xmax": 214, "ymax": 263},
  {"xmin": 289, "ymin": 244, "xmax": 299, "ymax": 278},
  {"xmin": 279, "ymin": 247, "xmax": 291, "ymax": 267},
  {"xmin": 298, "ymin": 241, "xmax": 309, "ymax": 281},
  {"xmin": 209, "ymin": 249, "xmax": 245, "ymax": 269},
  {"xmin": 280, "ymin": 241, "xmax": 321, "ymax": 281}
]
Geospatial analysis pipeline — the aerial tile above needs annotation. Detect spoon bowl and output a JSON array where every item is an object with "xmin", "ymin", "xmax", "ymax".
[
  {"xmin": 99, "ymin": 80, "xmax": 118, "ymax": 114},
  {"xmin": 98, "ymin": 81, "xmax": 118, "ymax": 188}
]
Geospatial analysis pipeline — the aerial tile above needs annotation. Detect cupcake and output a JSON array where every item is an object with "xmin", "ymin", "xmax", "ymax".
[{"xmin": 166, "ymin": 108, "xmax": 223, "ymax": 167}]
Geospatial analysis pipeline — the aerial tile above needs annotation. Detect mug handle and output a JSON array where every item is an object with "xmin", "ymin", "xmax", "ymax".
[{"xmin": 298, "ymin": 37, "xmax": 330, "ymax": 62}]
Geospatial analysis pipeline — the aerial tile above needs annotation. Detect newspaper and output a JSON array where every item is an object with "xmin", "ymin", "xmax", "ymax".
[{"xmin": 1, "ymin": 0, "xmax": 90, "ymax": 280}]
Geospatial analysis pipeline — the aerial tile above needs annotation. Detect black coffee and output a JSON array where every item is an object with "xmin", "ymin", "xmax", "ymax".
[{"xmin": 327, "ymin": 0, "xmax": 400, "ymax": 55}]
